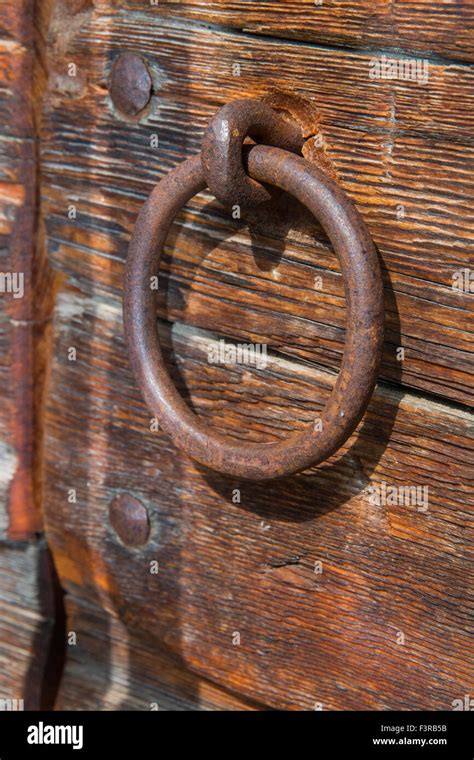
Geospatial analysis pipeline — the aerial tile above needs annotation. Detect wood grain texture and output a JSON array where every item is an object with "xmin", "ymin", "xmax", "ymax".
[
  {"xmin": 56, "ymin": 595, "xmax": 261, "ymax": 710},
  {"xmin": 41, "ymin": 0, "xmax": 473, "ymax": 711},
  {"xmin": 0, "ymin": 540, "xmax": 59, "ymax": 710},
  {"xmin": 43, "ymin": 283, "xmax": 473, "ymax": 710},
  {"xmin": 41, "ymin": 9, "xmax": 474, "ymax": 407},
  {"xmin": 0, "ymin": 0, "xmax": 55, "ymax": 537},
  {"xmin": 0, "ymin": 0, "xmax": 36, "ymax": 538},
  {"xmin": 0, "ymin": 2, "xmax": 63, "ymax": 715},
  {"xmin": 131, "ymin": 0, "xmax": 474, "ymax": 64}
]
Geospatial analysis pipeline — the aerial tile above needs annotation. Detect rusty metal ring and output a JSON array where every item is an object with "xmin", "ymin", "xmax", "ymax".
[{"xmin": 124, "ymin": 145, "xmax": 384, "ymax": 480}]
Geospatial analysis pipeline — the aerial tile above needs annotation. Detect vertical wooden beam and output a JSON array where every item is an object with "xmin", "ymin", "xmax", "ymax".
[
  {"xmin": 0, "ymin": 0, "xmax": 55, "ymax": 538},
  {"xmin": 0, "ymin": 0, "xmax": 63, "ymax": 712}
]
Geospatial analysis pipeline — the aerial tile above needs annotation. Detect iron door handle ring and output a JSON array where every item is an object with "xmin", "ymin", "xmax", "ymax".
[{"xmin": 124, "ymin": 102, "xmax": 384, "ymax": 480}]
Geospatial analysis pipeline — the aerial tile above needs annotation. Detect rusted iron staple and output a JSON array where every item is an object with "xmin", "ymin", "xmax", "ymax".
[
  {"xmin": 123, "ymin": 99, "xmax": 384, "ymax": 480},
  {"xmin": 201, "ymin": 98, "xmax": 304, "ymax": 206}
]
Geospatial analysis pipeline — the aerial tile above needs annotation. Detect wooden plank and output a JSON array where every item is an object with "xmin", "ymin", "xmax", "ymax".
[
  {"xmin": 138, "ymin": 0, "xmax": 474, "ymax": 64},
  {"xmin": 0, "ymin": 0, "xmax": 36, "ymax": 538},
  {"xmin": 56, "ymin": 595, "xmax": 261, "ymax": 710},
  {"xmin": 41, "ymin": 11, "xmax": 474, "ymax": 407},
  {"xmin": 0, "ymin": 540, "xmax": 59, "ymax": 710},
  {"xmin": 43, "ymin": 283, "xmax": 474, "ymax": 710},
  {"xmin": 0, "ymin": 1, "xmax": 61, "ymax": 716},
  {"xmin": 0, "ymin": 0, "xmax": 55, "ymax": 538}
]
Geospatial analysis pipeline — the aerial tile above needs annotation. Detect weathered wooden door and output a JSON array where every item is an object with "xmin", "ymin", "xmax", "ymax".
[{"xmin": 0, "ymin": 0, "xmax": 472, "ymax": 711}]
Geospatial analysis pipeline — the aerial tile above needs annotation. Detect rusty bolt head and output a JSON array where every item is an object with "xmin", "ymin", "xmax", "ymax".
[
  {"xmin": 108, "ymin": 52, "xmax": 152, "ymax": 117},
  {"xmin": 109, "ymin": 493, "xmax": 150, "ymax": 547}
]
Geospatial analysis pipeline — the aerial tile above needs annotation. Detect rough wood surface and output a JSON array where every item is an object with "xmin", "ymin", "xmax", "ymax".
[
  {"xmin": 142, "ymin": 0, "xmax": 474, "ymax": 63},
  {"xmin": 41, "ymin": 9, "xmax": 474, "ymax": 407},
  {"xmin": 0, "ymin": 0, "xmax": 61, "ymax": 715},
  {"xmin": 0, "ymin": 540, "xmax": 59, "ymax": 710},
  {"xmin": 56, "ymin": 595, "xmax": 261, "ymax": 710},
  {"xmin": 0, "ymin": 0, "xmax": 55, "ymax": 538},
  {"xmin": 39, "ymin": 0, "xmax": 473, "ymax": 711},
  {"xmin": 0, "ymin": 0, "xmax": 36, "ymax": 538},
  {"xmin": 43, "ymin": 283, "xmax": 473, "ymax": 710}
]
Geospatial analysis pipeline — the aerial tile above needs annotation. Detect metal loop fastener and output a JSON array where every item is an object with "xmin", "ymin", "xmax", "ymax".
[
  {"xmin": 201, "ymin": 98, "xmax": 305, "ymax": 207},
  {"xmin": 124, "ymin": 114, "xmax": 384, "ymax": 480}
]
